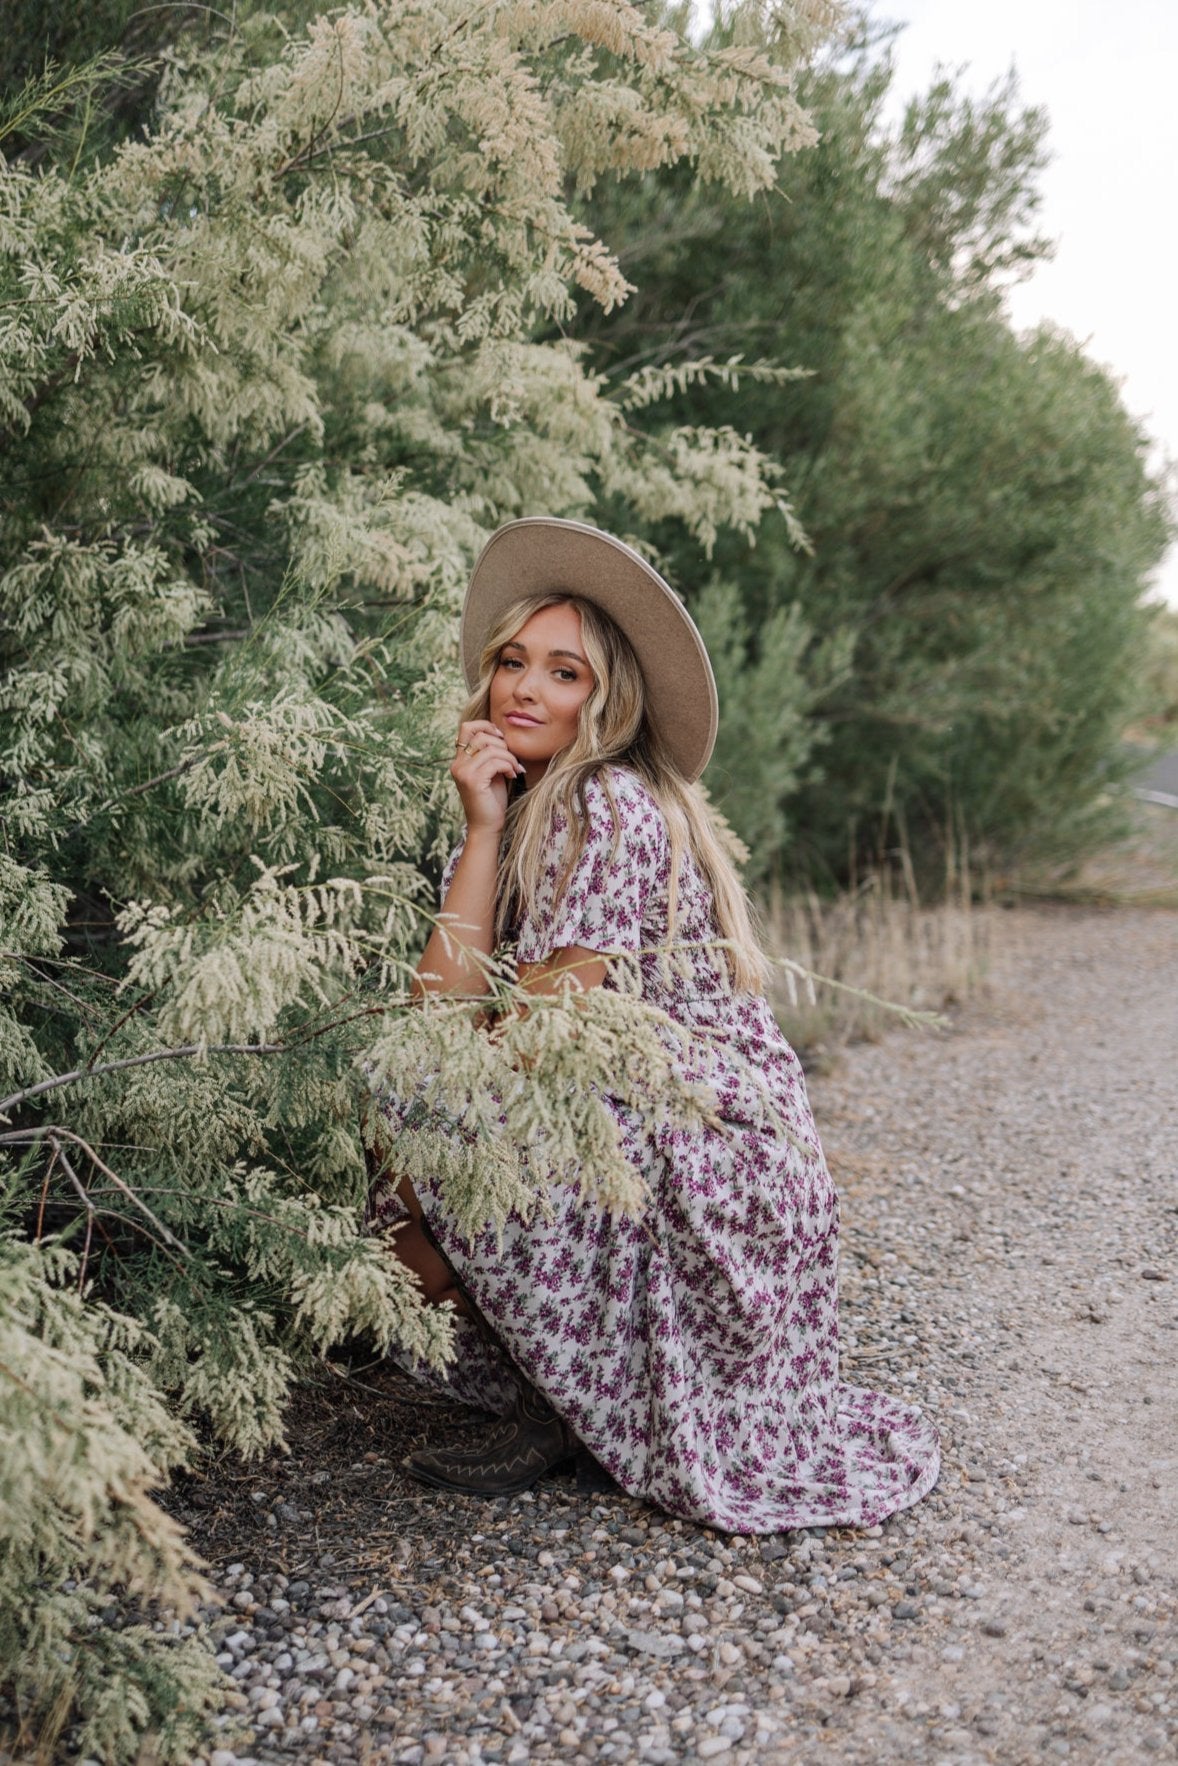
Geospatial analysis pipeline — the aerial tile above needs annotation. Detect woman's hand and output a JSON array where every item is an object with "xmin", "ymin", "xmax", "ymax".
[{"xmin": 450, "ymin": 720, "xmax": 524, "ymax": 833}]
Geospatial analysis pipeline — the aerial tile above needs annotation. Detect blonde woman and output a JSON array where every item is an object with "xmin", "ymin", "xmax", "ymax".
[{"xmin": 369, "ymin": 518, "xmax": 939, "ymax": 1532}]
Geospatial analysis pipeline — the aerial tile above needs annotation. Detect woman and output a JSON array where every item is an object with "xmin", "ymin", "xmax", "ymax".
[{"xmin": 369, "ymin": 517, "xmax": 939, "ymax": 1533}]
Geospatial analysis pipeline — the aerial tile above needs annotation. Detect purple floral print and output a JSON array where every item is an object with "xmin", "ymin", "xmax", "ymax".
[{"xmin": 372, "ymin": 768, "xmax": 939, "ymax": 1533}]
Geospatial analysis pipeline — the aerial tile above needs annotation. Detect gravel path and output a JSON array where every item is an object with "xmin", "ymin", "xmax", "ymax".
[{"xmin": 174, "ymin": 904, "xmax": 1176, "ymax": 1766}]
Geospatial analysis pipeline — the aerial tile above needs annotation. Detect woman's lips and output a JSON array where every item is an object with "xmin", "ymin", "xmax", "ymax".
[{"xmin": 504, "ymin": 712, "xmax": 543, "ymax": 727}]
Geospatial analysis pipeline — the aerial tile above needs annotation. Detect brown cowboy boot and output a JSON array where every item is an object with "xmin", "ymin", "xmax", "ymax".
[{"xmin": 403, "ymin": 1382, "xmax": 579, "ymax": 1495}]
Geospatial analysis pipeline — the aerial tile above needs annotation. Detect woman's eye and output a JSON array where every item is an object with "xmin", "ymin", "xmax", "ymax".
[
  {"xmin": 499, "ymin": 655, "xmax": 522, "ymax": 670},
  {"xmin": 555, "ymin": 667, "xmax": 577, "ymax": 682}
]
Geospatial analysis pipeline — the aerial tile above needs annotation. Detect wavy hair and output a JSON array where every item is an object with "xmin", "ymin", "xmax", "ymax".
[{"xmin": 461, "ymin": 593, "xmax": 768, "ymax": 993}]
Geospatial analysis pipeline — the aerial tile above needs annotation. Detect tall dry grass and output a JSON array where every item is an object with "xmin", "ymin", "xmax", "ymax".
[{"xmin": 761, "ymin": 835, "xmax": 997, "ymax": 1058}]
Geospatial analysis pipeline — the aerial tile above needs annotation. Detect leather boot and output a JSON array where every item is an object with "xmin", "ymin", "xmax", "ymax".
[{"xmin": 404, "ymin": 1382, "xmax": 579, "ymax": 1496}]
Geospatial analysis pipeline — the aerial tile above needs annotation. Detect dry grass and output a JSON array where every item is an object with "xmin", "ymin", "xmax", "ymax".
[
  {"xmin": 762, "ymin": 864, "xmax": 997, "ymax": 1061},
  {"xmin": 1007, "ymin": 797, "xmax": 1178, "ymax": 910},
  {"xmin": 761, "ymin": 794, "xmax": 1178, "ymax": 1061}
]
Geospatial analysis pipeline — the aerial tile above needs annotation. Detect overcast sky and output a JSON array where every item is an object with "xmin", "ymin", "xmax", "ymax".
[{"xmin": 876, "ymin": 0, "xmax": 1178, "ymax": 606}]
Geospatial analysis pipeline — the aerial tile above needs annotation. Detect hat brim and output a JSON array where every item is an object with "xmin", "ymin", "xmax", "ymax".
[{"xmin": 460, "ymin": 518, "xmax": 717, "ymax": 783}]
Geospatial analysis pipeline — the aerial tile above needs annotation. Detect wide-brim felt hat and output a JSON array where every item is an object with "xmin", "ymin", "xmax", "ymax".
[{"xmin": 460, "ymin": 517, "xmax": 718, "ymax": 782}]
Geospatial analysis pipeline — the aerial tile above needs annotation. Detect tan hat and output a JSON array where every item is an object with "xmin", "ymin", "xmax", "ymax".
[{"xmin": 460, "ymin": 517, "xmax": 718, "ymax": 782}]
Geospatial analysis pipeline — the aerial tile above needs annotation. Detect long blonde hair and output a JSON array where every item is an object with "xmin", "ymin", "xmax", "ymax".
[{"xmin": 462, "ymin": 593, "xmax": 768, "ymax": 993}]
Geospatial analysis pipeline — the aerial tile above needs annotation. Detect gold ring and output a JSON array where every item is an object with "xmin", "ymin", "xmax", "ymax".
[{"xmin": 456, "ymin": 741, "xmax": 474, "ymax": 754}]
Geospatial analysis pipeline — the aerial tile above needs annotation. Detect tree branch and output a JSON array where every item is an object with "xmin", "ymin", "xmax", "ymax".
[
  {"xmin": 0, "ymin": 1043, "xmax": 284, "ymax": 1117},
  {"xmin": 116, "ymin": 756, "xmax": 203, "ymax": 802},
  {"xmin": 6, "ymin": 1125, "xmax": 187, "ymax": 1257}
]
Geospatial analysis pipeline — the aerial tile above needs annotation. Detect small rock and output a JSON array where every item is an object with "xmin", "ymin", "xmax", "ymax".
[
  {"xmin": 981, "ymin": 1618, "xmax": 1007, "ymax": 1637},
  {"xmin": 1140, "ymin": 1268, "xmax": 1166, "ymax": 1281},
  {"xmin": 623, "ymin": 1628, "xmax": 685, "ymax": 1659},
  {"xmin": 697, "ymin": 1738, "xmax": 733, "ymax": 1760}
]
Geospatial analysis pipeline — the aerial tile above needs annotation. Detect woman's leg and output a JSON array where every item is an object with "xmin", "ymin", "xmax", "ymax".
[
  {"xmin": 364, "ymin": 1101, "xmax": 474, "ymax": 1318},
  {"xmin": 385, "ymin": 1171, "xmax": 472, "ymax": 1317}
]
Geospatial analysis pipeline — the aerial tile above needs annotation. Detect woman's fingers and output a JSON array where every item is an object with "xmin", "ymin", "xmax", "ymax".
[
  {"xmin": 451, "ymin": 745, "xmax": 518, "ymax": 774},
  {"xmin": 449, "ymin": 735, "xmax": 523, "ymax": 837},
  {"xmin": 452, "ymin": 761, "xmax": 512, "ymax": 829},
  {"xmin": 451, "ymin": 752, "xmax": 520, "ymax": 790},
  {"xmin": 453, "ymin": 721, "xmax": 523, "ymax": 774},
  {"xmin": 456, "ymin": 719, "xmax": 508, "ymax": 751}
]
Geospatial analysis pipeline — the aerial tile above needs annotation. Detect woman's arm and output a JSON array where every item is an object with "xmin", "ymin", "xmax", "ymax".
[
  {"xmin": 498, "ymin": 948, "xmax": 609, "ymax": 1057},
  {"xmin": 412, "ymin": 826, "xmax": 501, "ymax": 997},
  {"xmin": 412, "ymin": 719, "xmax": 523, "ymax": 999},
  {"xmin": 517, "ymin": 946, "xmax": 608, "ymax": 997}
]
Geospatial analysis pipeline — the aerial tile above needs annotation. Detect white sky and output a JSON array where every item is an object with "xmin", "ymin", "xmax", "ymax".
[{"xmin": 876, "ymin": 0, "xmax": 1178, "ymax": 607}]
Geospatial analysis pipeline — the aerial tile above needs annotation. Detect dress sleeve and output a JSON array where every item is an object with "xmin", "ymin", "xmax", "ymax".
[{"xmin": 514, "ymin": 773, "xmax": 667, "ymax": 964}]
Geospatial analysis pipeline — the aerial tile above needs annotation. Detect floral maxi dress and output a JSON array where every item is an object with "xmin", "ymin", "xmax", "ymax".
[{"xmin": 371, "ymin": 768, "xmax": 939, "ymax": 1534}]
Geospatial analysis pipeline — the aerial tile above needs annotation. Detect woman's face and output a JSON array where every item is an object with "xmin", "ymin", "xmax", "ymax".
[{"xmin": 489, "ymin": 601, "xmax": 596, "ymax": 787}]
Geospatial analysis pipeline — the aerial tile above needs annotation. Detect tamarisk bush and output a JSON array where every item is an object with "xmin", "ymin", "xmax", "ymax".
[{"xmin": 0, "ymin": 2, "xmax": 837, "ymax": 1753}]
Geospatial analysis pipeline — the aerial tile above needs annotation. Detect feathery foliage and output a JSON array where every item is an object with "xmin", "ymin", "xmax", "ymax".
[{"xmin": 0, "ymin": 2, "xmax": 837, "ymax": 1752}]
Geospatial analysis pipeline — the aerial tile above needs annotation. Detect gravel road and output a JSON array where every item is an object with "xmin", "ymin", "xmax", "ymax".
[
  {"xmin": 176, "ymin": 904, "xmax": 1176, "ymax": 1766},
  {"xmin": 1135, "ymin": 747, "xmax": 1178, "ymax": 802}
]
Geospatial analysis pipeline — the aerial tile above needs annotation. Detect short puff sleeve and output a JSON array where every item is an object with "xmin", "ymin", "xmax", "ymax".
[{"xmin": 514, "ymin": 771, "xmax": 668, "ymax": 965}]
